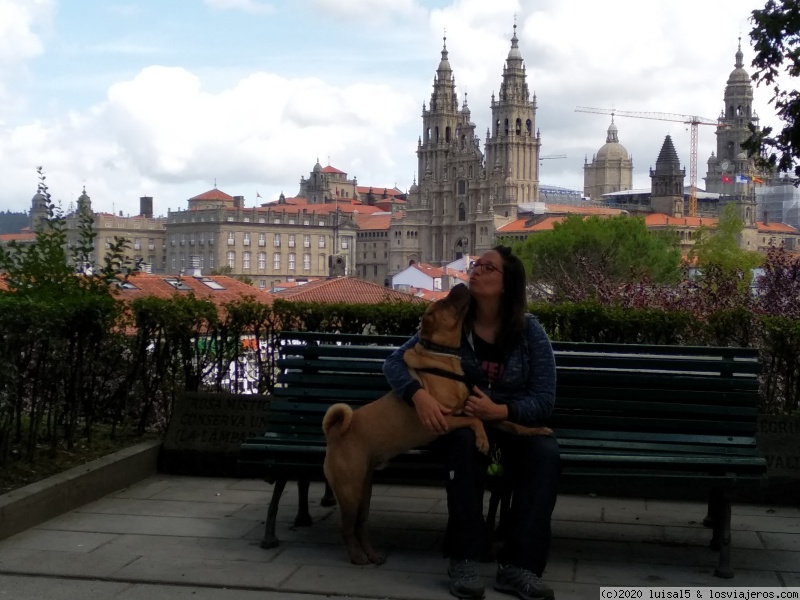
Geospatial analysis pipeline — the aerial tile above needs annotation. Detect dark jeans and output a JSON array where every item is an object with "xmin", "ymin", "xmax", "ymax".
[{"xmin": 438, "ymin": 427, "xmax": 560, "ymax": 576}]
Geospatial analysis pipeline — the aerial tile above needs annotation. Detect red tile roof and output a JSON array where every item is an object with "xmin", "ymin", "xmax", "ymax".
[
  {"xmin": 545, "ymin": 203, "xmax": 623, "ymax": 216},
  {"xmin": 645, "ymin": 214, "xmax": 719, "ymax": 227},
  {"xmin": 115, "ymin": 272, "xmax": 274, "ymax": 308},
  {"xmin": 411, "ymin": 288, "xmax": 448, "ymax": 300},
  {"xmin": 270, "ymin": 277, "xmax": 427, "ymax": 304},
  {"xmin": 322, "ymin": 165, "xmax": 346, "ymax": 174},
  {"xmin": 356, "ymin": 186, "xmax": 404, "ymax": 197},
  {"xmin": 355, "ymin": 213, "xmax": 392, "ymax": 230},
  {"xmin": 190, "ymin": 189, "xmax": 234, "ymax": 202},
  {"xmin": 496, "ymin": 216, "xmax": 565, "ymax": 233},
  {"xmin": 0, "ymin": 232, "xmax": 37, "ymax": 243},
  {"xmin": 758, "ymin": 222, "xmax": 799, "ymax": 234}
]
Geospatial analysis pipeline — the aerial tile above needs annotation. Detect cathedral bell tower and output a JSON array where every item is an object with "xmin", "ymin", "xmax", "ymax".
[
  {"xmin": 484, "ymin": 24, "xmax": 540, "ymax": 224},
  {"xmin": 704, "ymin": 39, "xmax": 762, "ymax": 193},
  {"xmin": 650, "ymin": 135, "xmax": 685, "ymax": 218}
]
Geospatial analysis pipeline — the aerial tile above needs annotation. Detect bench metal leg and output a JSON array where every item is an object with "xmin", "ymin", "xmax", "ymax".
[
  {"xmin": 261, "ymin": 478, "xmax": 287, "ymax": 549},
  {"xmin": 713, "ymin": 494, "xmax": 734, "ymax": 579},
  {"xmin": 704, "ymin": 487, "xmax": 722, "ymax": 531},
  {"xmin": 294, "ymin": 478, "xmax": 313, "ymax": 527}
]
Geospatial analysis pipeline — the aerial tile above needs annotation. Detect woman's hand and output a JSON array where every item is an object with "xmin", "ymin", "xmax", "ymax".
[
  {"xmin": 411, "ymin": 388, "xmax": 451, "ymax": 434},
  {"xmin": 464, "ymin": 386, "xmax": 509, "ymax": 421}
]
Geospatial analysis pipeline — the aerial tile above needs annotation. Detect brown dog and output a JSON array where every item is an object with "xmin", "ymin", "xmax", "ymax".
[{"xmin": 322, "ymin": 283, "xmax": 550, "ymax": 565}]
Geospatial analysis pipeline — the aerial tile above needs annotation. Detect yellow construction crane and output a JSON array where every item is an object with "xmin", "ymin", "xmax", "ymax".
[{"xmin": 575, "ymin": 106, "xmax": 723, "ymax": 217}]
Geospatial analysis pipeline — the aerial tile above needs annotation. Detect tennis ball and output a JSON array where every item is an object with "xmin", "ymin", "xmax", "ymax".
[{"xmin": 487, "ymin": 464, "xmax": 502, "ymax": 476}]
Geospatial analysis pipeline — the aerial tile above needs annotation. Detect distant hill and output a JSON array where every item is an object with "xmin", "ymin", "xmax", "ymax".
[{"xmin": 0, "ymin": 211, "xmax": 29, "ymax": 234}]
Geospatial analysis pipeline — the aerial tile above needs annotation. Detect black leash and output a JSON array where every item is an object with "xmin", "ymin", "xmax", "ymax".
[
  {"xmin": 418, "ymin": 338, "xmax": 461, "ymax": 356},
  {"xmin": 414, "ymin": 366, "xmax": 476, "ymax": 391}
]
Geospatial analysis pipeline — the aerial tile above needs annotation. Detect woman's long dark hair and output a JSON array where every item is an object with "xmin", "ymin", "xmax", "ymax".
[{"xmin": 467, "ymin": 245, "xmax": 527, "ymax": 357}]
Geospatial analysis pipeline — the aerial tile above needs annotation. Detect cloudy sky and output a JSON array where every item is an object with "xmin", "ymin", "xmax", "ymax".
[{"xmin": 0, "ymin": 0, "xmax": 783, "ymax": 217}]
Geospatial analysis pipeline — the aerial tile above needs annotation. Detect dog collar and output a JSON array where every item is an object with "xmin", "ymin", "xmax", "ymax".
[{"xmin": 418, "ymin": 339, "xmax": 461, "ymax": 356}]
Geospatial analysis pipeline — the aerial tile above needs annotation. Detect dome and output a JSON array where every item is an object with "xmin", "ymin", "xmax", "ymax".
[
  {"xmin": 595, "ymin": 118, "xmax": 628, "ymax": 161},
  {"xmin": 31, "ymin": 191, "xmax": 47, "ymax": 203},
  {"xmin": 438, "ymin": 37, "xmax": 451, "ymax": 72},
  {"xmin": 507, "ymin": 24, "xmax": 522, "ymax": 61},
  {"xmin": 596, "ymin": 142, "xmax": 629, "ymax": 161},
  {"xmin": 313, "ymin": 160, "xmax": 322, "ymax": 173},
  {"xmin": 727, "ymin": 40, "xmax": 750, "ymax": 85}
]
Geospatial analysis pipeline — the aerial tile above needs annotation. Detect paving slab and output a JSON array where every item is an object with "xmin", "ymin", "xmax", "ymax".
[
  {"xmin": 0, "ymin": 574, "xmax": 131, "ymax": 599},
  {"xmin": 1, "ymin": 473, "xmax": 799, "ymax": 599}
]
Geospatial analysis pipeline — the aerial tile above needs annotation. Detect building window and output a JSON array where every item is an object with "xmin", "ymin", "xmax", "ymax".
[
  {"xmin": 288, "ymin": 253, "xmax": 296, "ymax": 270},
  {"xmin": 209, "ymin": 254, "xmax": 214, "ymax": 269},
  {"xmin": 243, "ymin": 251, "xmax": 251, "ymax": 270},
  {"xmin": 303, "ymin": 253, "xmax": 311, "ymax": 271},
  {"xmin": 243, "ymin": 232, "xmax": 251, "ymax": 246},
  {"xmin": 258, "ymin": 233, "xmax": 266, "ymax": 246},
  {"xmin": 288, "ymin": 234, "xmax": 296, "ymax": 248},
  {"xmin": 288, "ymin": 218, "xmax": 295, "ymax": 225},
  {"xmin": 318, "ymin": 235, "xmax": 326, "ymax": 248},
  {"xmin": 180, "ymin": 234, "xmax": 186, "ymax": 245},
  {"xmin": 258, "ymin": 279, "xmax": 266, "ymax": 289},
  {"xmin": 227, "ymin": 251, "xmax": 235, "ymax": 269},
  {"xmin": 227, "ymin": 232, "xmax": 235, "ymax": 245},
  {"xmin": 304, "ymin": 219, "xmax": 310, "ymax": 225},
  {"xmin": 319, "ymin": 220, "xmax": 326, "ymax": 226},
  {"xmin": 341, "ymin": 237, "xmax": 349, "ymax": 249},
  {"xmin": 171, "ymin": 256, "xmax": 176, "ymax": 270},
  {"xmin": 273, "ymin": 252, "xmax": 281, "ymax": 270},
  {"xmin": 274, "ymin": 234, "xmax": 281, "ymax": 247},
  {"xmin": 258, "ymin": 252, "xmax": 266, "ymax": 269},
  {"xmin": 304, "ymin": 234, "xmax": 310, "ymax": 248}
]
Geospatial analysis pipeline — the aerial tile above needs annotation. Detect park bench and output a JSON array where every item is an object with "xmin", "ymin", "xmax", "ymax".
[{"xmin": 238, "ymin": 330, "xmax": 766, "ymax": 578}]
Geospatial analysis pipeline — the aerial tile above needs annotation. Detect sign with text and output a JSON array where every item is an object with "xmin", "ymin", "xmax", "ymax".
[
  {"xmin": 165, "ymin": 392, "xmax": 270, "ymax": 453},
  {"xmin": 757, "ymin": 415, "xmax": 800, "ymax": 479}
]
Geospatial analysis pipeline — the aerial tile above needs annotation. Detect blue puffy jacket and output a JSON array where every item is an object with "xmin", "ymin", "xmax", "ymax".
[{"xmin": 382, "ymin": 314, "xmax": 556, "ymax": 426}]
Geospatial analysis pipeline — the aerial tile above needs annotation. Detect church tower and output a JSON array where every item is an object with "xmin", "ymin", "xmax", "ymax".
[
  {"xmin": 704, "ymin": 39, "xmax": 762, "ymax": 193},
  {"xmin": 650, "ymin": 135, "xmax": 685, "ymax": 218},
  {"xmin": 387, "ymin": 26, "xmax": 541, "ymax": 277},
  {"xmin": 484, "ymin": 24, "xmax": 540, "ymax": 224},
  {"xmin": 583, "ymin": 117, "xmax": 633, "ymax": 200},
  {"xmin": 29, "ymin": 189, "xmax": 49, "ymax": 230}
]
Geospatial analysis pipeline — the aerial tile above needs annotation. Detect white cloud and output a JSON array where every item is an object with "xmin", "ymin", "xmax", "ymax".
[
  {"xmin": 311, "ymin": 0, "xmax": 425, "ymax": 23},
  {"xmin": 0, "ymin": 63, "xmax": 418, "ymax": 214},
  {"xmin": 0, "ymin": 0, "xmax": 52, "ymax": 68},
  {"xmin": 0, "ymin": 0, "xmax": 792, "ymax": 216},
  {"xmin": 204, "ymin": 0, "xmax": 273, "ymax": 16}
]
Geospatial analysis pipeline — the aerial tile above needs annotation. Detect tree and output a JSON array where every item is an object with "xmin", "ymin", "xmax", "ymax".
[
  {"xmin": 507, "ymin": 215, "xmax": 683, "ymax": 302},
  {"xmin": 689, "ymin": 203, "xmax": 764, "ymax": 281},
  {"xmin": 744, "ymin": 0, "xmax": 800, "ymax": 182}
]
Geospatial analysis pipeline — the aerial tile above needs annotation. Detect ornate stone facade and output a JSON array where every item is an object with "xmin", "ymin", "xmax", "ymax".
[{"xmin": 388, "ymin": 26, "xmax": 541, "ymax": 275}]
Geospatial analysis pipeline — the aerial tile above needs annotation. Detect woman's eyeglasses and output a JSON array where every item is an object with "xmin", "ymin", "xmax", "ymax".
[{"xmin": 468, "ymin": 261, "xmax": 503, "ymax": 275}]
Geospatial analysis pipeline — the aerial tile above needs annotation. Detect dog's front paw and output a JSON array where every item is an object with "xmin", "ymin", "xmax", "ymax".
[
  {"xmin": 368, "ymin": 550, "xmax": 386, "ymax": 565},
  {"xmin": 475, "ymin": 434, "xmax": 490, "ymax": 454}
]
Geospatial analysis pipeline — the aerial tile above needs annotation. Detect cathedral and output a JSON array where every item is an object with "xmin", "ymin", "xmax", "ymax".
[{"xmin": 388, "ymin": 26, "xmax": 541, "ymax": 275}]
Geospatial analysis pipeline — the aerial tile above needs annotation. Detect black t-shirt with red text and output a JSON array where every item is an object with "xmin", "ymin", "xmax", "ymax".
[{"xmin": 472, "ymin": 333, "xmax": 506, "ymax": 384}]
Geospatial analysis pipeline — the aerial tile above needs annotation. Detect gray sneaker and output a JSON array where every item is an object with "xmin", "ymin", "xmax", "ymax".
[
  {"xmin": 495, "ymin": 564, "xmax": 554, "ymax": 600},
  {"xmin": 448, "ymin": 558, "xmax": 485, "ymax": 599}
]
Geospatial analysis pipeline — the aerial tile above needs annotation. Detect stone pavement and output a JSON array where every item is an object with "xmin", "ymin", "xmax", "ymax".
[{"xmin": 0, "ymin": 475, "xmax": 799, "ymax": 599}]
